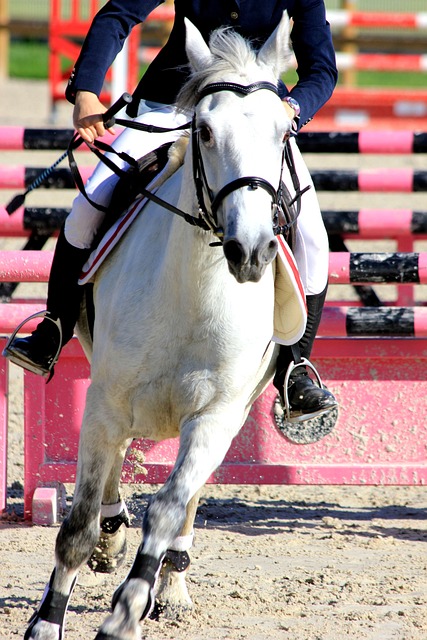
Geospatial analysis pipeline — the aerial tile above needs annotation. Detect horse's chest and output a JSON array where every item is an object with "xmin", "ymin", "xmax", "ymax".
[{"xmin": 128, "ymin": 375, "xmax": 214, "ymax": 441}]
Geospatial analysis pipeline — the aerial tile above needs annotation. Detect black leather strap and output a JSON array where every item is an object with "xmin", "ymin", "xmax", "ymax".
[
  {"xmin": 196, "ymin": 81, "xmax": 278, "ymax": 103},
  {"xmin": 211, "ymin": 176, "xmax": 278, "ymax": 215},
  {"xmin": 164, "ymin": 549, "xmax": 191, "ymax": 573},
  {"xmin": 100, "ymin": 508, "xmax": 130, "ymax": 535}
]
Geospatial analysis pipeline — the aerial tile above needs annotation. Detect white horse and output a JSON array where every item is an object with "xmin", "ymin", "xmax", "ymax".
[{"xmin": 25, "ymin": 13, "xmax": 294, "ymax": 640}]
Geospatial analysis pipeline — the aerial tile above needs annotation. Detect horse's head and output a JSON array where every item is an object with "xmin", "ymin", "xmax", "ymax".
[{"xmin": 180, "ymin": 13, "xmax": 293, "ymax": 284}]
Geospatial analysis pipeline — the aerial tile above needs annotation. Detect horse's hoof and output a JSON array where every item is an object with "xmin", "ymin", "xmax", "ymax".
[
  {"xmin": 88, "ymin": 525, "xmax": 128, "ymax": 574},
  {"xmin": 152, "ymin": 553, "xmax": 193, "ymax": 621},
  {"xmin": 149, "ymin": 599, "xmax": 193, "ymax": 621}
]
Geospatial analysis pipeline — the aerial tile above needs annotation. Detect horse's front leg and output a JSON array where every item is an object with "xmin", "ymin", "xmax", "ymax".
[
  {"xmin": 96, "ymin": 409, "xmax": 242, "ymax": 640},
  {"xmin": 25, "ymin": 412, "xmax": 118, "ymax": 640},
  {"xmin": 154, "ymin": 488, "xmax": 202, "ymax": 618},
  {"xmin": 88, "ymin": 441, "xmax": 132, "ymax": 574}
]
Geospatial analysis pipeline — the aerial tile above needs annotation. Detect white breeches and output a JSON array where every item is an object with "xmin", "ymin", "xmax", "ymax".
[
  {"xmin": 65, "ymin": 105, "xmax": 328, "ymax": 295},
  {"xmin": 65, "ymin": 104, "xmax": 189, "ymax": 249},
  {"xmin": 285, "ymin": 137, "xmax": 329, "ymax": 295}
]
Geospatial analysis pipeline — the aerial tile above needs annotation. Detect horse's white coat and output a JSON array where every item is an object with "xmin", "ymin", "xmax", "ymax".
[{"xmin": 26, "ymin": 13, "xmax": 293, "ymax": 640}]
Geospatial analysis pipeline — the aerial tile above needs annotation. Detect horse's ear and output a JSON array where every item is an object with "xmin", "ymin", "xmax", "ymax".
[
  {"xmin": 184, "ymin": 18, "xmax": 214, "ymax": 72},
  {"xmin": 257, "ymin": 11, "xmax": 291, "ymax": 76}
]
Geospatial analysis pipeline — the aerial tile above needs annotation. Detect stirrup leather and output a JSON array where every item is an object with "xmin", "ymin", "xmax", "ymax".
[
  {"xmin": 2, "ymin": 311, "xmax": 62, "ymax": 378},
  {"xmin": 283, "ymin": 357, "xmax": 334, "ymax": 424}
]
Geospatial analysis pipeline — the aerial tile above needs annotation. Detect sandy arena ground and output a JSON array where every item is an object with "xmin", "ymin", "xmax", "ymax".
[{"xmin": 0, "ymin": 78, "xmax": 426, "ymax": 640}]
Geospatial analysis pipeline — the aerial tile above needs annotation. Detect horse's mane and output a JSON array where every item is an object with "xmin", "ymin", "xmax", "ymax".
[{"xmin": 176, "ymin": 27, "xmax": 260, "ymax": 111}]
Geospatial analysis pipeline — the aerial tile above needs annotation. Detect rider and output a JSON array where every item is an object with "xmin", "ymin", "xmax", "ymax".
[{"xmin": 4, "ymin": 0, "xmax": 338, "ymax": 421}]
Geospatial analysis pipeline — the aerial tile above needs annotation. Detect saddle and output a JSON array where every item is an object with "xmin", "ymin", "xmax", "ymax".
[{"xmin": 92, "ymin": 140, "xmax": 174, "ymax": 249}]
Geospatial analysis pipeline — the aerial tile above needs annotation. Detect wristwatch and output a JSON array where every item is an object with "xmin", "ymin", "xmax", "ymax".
[{"xmin": 284, "ymin": 96, "xmax": 301, "ymax": 119}]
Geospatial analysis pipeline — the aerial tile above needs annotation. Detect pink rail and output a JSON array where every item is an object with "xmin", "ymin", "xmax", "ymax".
[
  {"xmin": 2, "ymin": 128, "xmax": 426, "ymax": 154},
  {"xmin": 329, "ymin": 209, "xmax": 415, "ymax": 237},
  {"xmin": 3, "ymin": 302, "xmax": 427, "ymax": 339},
  {"xmin": 347, "ymin": 131, "xmax": 422, "ymax": 155},
  {"xmin": 357, "ymin": 168, "xmax": 416, "ymax": 192},
  {"xmin": 0, "ymin": 342, "xmax": 7, "ymax": 514},
  {"xmin": 319, "ymin": 307, "xmax": 427, "ymax": 338},
  {"xmin": 336, "ymin": 52, "xmax": 427, "ymax": 73},
  {"xmin": 0, "ymin": 207, "xmax": 26, "ymax": 236},
  {"xmin": 2, "ymin": 250, "xmax": 427, "ymax": 286},
  {"xmin": 0, "ymin": 251, "xmax": 52, "ymax": 281},
  {"xmin": 2, "ymin": 167, "xmax": 427, "ymax": 192},
  {"xmin": 0, "ymin": 206, "xmax": 424, "ymax": 240},
  {"xmin": 0, "ymin": 126, "xmax": 116, "ymax": 151},
  {"xmin": 327, "ymin": 10, "xmax": 427, "ymax": 30},
  {"xmin": 0, "ymin": 166, "xmax": 92, "ymax": 189},
  {"xmin": 328, "ymin": 252, "xmax": 427, "ymax": 285}
]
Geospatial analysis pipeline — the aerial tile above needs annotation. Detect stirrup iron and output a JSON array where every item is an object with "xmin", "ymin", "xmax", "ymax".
[
  {"xmin": 2, "ymin": 310, "xmax": 62, "ymax": 378},
  {"xmin": 283, "ymin": 356, "xmax": 331, "ymax": 424}
]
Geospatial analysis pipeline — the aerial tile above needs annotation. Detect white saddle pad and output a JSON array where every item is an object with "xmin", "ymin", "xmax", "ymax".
[
  {"xmin": 273, "ymin": 235, "xmax": 307, "ymax": 345},
  {"xmin": 79, "ymin": 195, "xmax": 147, "ymax": 285}
]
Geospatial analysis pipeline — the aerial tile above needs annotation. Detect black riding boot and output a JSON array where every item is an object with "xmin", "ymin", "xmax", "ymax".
[
  {"xmin": 3, "ymin": 227, "xmax": 90, "ymax": 377},
  {"xmin": 273, "ymin": 285, "xmax": 337, "ymax": 421}
]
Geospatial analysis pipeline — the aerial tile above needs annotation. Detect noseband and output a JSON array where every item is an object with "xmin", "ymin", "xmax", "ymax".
[{"xmin": 192, "ymin": 81, "xmax": 287, "ymax": 240}]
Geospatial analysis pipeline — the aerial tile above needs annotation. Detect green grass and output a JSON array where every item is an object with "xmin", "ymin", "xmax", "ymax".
[
  {"xmin": 282, "ymin": 68, "xmax": 427, "ymax": 90},
  {"xmin": 9, "ymin": 40, "xmax": 48, "ymax": 79},
  {"xmin": 348, "ymin": 70, "xmax": 427, "ymax": 88},
  {"xmin": 9, "ymin": 40, "xmax": 427, "ymax": 90}
]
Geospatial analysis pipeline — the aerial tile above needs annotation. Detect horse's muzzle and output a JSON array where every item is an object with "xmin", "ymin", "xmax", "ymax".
[{"xmin": 223, "ymin": 235, "xmax": 278, "ymax": 283}]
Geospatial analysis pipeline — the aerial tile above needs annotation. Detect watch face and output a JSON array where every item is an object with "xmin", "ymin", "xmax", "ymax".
[{"xmin": 286, "ymin": 97, "xmax": 300, "ymax": 116}]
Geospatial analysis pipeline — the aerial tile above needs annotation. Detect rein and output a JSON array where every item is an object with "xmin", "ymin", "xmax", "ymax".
[{"xmin": 68, "ymin": 82, "xmax": 309, "ymax": 243}]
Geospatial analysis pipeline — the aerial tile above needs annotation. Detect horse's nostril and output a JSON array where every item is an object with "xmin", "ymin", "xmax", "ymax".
[
  {"xmin": 262, "ymin": 238, "xmax": 278, "ymax": 263},
  {"xmin": 223, "ymin": 239, "xmax": 245, "ymax": 266}
]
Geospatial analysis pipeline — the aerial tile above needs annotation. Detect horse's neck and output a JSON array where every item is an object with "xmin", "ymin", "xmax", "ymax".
[
  {"xmin": 161, "ymin": 163, "xmax": 274, "ymax": 324},
  {"xmin": 127, "ymin": 159, "xmax": 225, "ymax": 290}
]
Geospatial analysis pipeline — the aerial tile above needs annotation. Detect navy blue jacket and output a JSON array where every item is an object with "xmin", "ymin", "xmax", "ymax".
[{"xmin": 66, "ymin": 0, "xmax": 337, "ymax": 129}]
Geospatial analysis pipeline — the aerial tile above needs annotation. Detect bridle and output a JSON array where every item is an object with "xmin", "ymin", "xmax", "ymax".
[
  {"xmin": 191, "ymin": 81, "xmax": 288, "ymax": 240},
  {"xmin": 68, "ymin": 81, "xmax": 309, "ymax": 245}
]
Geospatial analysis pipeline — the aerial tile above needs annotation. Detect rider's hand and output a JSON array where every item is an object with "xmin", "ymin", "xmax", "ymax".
[{"xmin": 73, "ymin": 90, "xmax": 116, "ymax": 143}]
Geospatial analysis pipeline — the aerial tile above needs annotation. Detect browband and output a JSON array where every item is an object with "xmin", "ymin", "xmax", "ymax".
[{"xmin": 196, "ymin": 81, "xmax": 279, "ymax": 104}]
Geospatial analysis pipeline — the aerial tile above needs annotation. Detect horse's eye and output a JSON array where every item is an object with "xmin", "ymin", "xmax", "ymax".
[{"xmin": 199, "ymin": 125, "xmax": 213, "ymax": 145}]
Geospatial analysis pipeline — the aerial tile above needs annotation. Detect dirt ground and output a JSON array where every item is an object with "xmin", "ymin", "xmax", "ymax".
[{"xmin": 0, "ymin": 79, "xmax": 426, "ymax": 640}]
